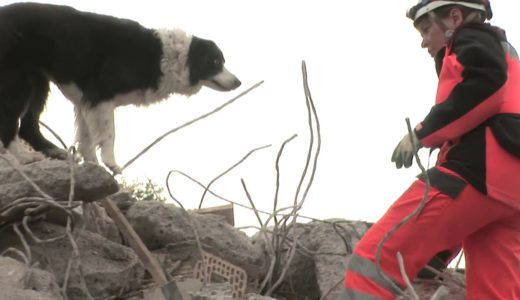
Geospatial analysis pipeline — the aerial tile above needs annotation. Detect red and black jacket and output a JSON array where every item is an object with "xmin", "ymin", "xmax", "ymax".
[{"xmin": 415, "ymin": 23, "xmax": 520, "ymax": 208}]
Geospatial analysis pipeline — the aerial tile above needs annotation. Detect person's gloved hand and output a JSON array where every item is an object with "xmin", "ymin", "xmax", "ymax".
[{"xmin": 391, "ymin": 132, "xmax": 422, "ymax": 169}]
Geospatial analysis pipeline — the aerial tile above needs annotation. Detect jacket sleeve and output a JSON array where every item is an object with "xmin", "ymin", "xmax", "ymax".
[{"xmin": 415, "ymin": 27, "xmax": 508, "ymax": 148}]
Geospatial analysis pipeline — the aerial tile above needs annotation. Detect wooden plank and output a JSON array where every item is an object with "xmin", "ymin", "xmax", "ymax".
[{"xmin": 195, "ymin": 204, "xmax": 234, "ymax": 226}]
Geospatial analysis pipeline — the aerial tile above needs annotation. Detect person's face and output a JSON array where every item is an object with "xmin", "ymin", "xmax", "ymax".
[
  {"xmin": 415, "ymin": 8, "xmax": 463, "ymax": 57},
  {"xmin": 415, "ymin": 18, "xmax": 449, "ymax": 57}
]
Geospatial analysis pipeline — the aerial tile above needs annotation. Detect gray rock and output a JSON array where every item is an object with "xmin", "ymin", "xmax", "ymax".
[
  {"xmin": 0, "ymin": 160, "xmax": 119, "ymax": 228},
  {"xmin": 109, "ymin": 190, "xmax": 138, "ymax": 214},
  {"xmin": 409, "ymin": 273, "xmax": 466, "ymax": 300},
  {"xmin": 83, "ymin": 202, "xmax": 122, "ymax": 244},
  {"xmin": 301, "ymin": 219, "xmax": 467, "ymax": 299},
  {"xmin": 126, "ymin": 202, "xmax": 267, "ymax": 281},
  {"xmin": 191, "ymin": 283, "xmax": 234, "ymax": 300},
  {"xmin": 252, "ymin": 218, "xmax": 467, "ymax": 300},
  {"xmin": 251, "ymin": 219, "xmax": 369, "ymax": 299},
  {"xmin": 190, "ymin": 283, "xmax": 281, "ymax": 300},
  {"xmin": 0, "ymin": 256, "xmax": 63, "ymax": 300},
  {"xmin": 245, "ymin": 294, "xmax": 280, "ymax": 300},
  {"xmin": 310, "ymin": 219, "xmax": 369, "ymax": 299},
  {"xmin": 0, "ymin": 159, "xmax": 119, "ymax": 204},
  {"xmin": 0, "ymin": 222, "xmax": 145, "ymax": 299}
]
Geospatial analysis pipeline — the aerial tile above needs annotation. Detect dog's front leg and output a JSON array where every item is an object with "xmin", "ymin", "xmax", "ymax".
[
  {"xmin": 82, "ymin": 103, "xmax": 122, "ymax": 175},
  {"xmin": 75, "ymin": 106, "xmax": 98, "ymax": 163}
]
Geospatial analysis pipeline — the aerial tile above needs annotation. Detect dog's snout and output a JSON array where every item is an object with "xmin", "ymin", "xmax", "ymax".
[{"xmin": 233, "ymin": 78, "xmax": 241, "ymax": 89}]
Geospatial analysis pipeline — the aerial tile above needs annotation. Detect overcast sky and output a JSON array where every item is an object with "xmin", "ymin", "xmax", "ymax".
[{"xmin": 6, "ymin": 1, "xmax": 520, "ymax": 229}]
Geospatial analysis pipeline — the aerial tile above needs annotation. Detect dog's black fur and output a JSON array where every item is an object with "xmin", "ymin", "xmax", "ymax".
[{"xmin": 0, "ymin": 2, "xmax": 240, "ymax": 173}]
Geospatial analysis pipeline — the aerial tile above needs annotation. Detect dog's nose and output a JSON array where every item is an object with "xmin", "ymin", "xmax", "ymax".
[{"xmin": 233, "ymin": 78, "xmax": 241, "ymax": 89}]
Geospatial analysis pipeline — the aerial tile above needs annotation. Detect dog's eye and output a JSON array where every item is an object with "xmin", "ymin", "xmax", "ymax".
[{"xmin": 207, "ymin": 57, "xmax": 224, "ymax": 70}]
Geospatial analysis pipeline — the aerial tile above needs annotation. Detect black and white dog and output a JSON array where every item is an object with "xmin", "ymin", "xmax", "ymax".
[{"xmin": 0, "ymin": 2, "xmax": 241, "ymax": 174}]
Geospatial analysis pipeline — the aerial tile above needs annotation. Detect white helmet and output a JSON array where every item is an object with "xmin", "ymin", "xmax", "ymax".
[{"xmin": 406, "ymin": 0, "xmax": 492, "ymax": 22}]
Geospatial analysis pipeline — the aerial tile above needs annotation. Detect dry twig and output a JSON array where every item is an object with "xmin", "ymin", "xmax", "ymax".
[
  {"xmin": 165, "ymin": 172, "xmax": 205, "ymax": 260},
  {"xmin": 168, "ymin": 169, "xmax": 363, "ymax": 231},
  {"xmin": 267, "ymin": 134, "xmax": 298, "ymax": 292},
  {"xmin": 61, "ymin": 147, "xmax": 94, "ymax": 300},
  {"xmin": 166, "ymin": 61, "xmax": 325, "ymax": 297},
  {"xmin": 39, "ymin": 121, "xmax": 68, "ymax": 149},
  {"xmin": 374, "ymin": 118, "xmax": 430, "ymax": 298},
  {"xmin": 122, "ymin": 80, "xmax": 265, "ymax": 171},
  {"xmin": 13, "ymin": 224, "xmax": 32, "ymax": 265},
  {"xmin": 1, "ymin": 247, "xmax": 30, "ymax": 266},
  {"xmin": 294, "ymin": 60, "xmax": 321, "ymax": 209},
  {"xmin": 198, "ymin": 144, "xmax": 272, "ymax": 209},
  {"xmin": 263, "ymin": 61, "xmax": 322, "ymax": 296},
  {"xmin": 240, "ymin": 178, "xmax": 276, "ymax": 293},
  {"xmin": 422, "ymin": 265, "xmax": 466, "ymax": 288},
  {"xmin": 273, "ymin": 134, "xmax": 298, "ymax": 222},
  {"xmin": 320, "ymin": 278, "xmax": 345, "ymax": 300},
  {"xmin": 397, "ymin": 252, "xmax": 419, "ymax": 300},
  {"xmin": 168, "ymin": 169, "xmax": 304, "ymax": 219},
  {"xmin": 454, "ymin": 249, "xmax": 464, "ymax": 271}
]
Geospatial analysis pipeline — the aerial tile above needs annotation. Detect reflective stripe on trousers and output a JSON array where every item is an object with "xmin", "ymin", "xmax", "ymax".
[{"xmin": 341, "ymin": 254, "xmax": 404, "ymax": 299}]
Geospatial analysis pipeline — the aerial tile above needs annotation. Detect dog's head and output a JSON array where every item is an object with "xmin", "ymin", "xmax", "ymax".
[{"xmin": 187, "ymin": 36, "xmax": 241, "ymax": 92}]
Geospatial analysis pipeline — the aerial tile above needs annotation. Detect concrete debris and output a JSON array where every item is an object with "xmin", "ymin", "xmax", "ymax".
[
  {"xmin": 0, "ymin": 222, "xmax": 145, "ymax": 300},
  {"xmin": 0, "ymin": 159, "xmax": 467, "ymax": 299},
  {"xmin": 126, "ymin": 201, "xmax": 267, "ymax": 281},
  {"xmin": 0, "ymin": 159, "xmax": 119, "ymax": 204},
  {"xmin": 0, "ymin": 256, "xmax": 62, "ymax": 300}
]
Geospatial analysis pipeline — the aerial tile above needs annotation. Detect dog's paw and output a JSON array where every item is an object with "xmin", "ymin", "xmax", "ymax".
[
  {"xmin": 44, "ymin": 148, "xmax": 69, "ymax": 160},
  {"xmin": 11, "ymin": 151, "xmax": 46, "ymax": 164},
  {"xmin": 105, "ymin": 163, "xmax": 122, "ymax": 175}
]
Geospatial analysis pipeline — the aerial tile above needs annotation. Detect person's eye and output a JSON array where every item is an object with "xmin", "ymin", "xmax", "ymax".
[{"xmin": 419, "ymin": 25, "xmax": 430, "ymax": 36}]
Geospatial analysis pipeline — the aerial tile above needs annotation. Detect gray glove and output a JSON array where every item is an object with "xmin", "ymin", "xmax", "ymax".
[{"xmin": 391, "ymin": 132, "xmax": 422, "ymax": 169}]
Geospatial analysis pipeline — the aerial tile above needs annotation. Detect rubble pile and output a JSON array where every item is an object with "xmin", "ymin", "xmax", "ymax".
[{"xmin": 0, "ymin": 159, "xmax": 466, "ymax": 299}]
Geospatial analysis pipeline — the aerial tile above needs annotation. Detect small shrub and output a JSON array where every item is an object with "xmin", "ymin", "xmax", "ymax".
[{"xmin": 119, "ymin": 177, "xmax": 166, "ymax": 202}]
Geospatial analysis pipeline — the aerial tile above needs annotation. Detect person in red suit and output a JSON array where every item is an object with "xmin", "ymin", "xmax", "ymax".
[{"xmin": 342, "ymin": 1, "xmax": 520, "ymax": 299}]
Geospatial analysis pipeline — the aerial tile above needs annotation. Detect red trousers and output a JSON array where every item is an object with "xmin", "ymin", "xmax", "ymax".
[{"xmin": 343, "ymin": 167, "xmax": 520, "ymax": 299}]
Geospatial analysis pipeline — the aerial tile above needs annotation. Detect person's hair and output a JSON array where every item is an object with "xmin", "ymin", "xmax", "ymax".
[{"xmin": 414, "ymin": 5, "xmax": 486, "ymax": 26}]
